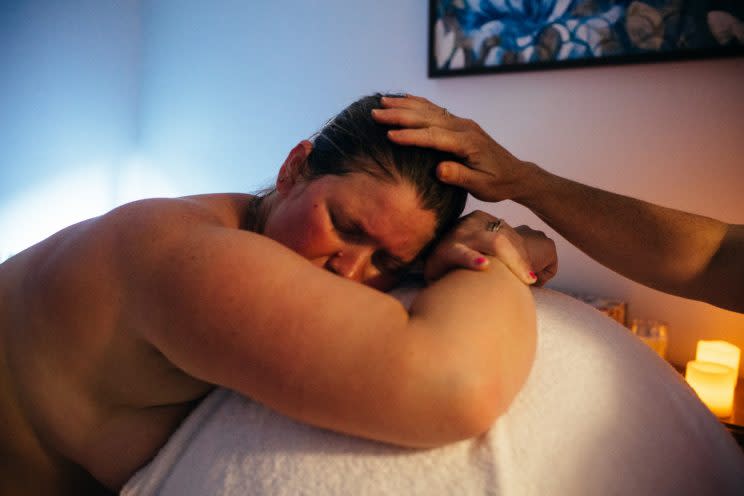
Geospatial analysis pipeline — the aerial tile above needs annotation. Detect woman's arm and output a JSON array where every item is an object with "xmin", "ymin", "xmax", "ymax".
[{"xmin": 115, "ymin": 200, "xmax": 536, "ymax": 448}]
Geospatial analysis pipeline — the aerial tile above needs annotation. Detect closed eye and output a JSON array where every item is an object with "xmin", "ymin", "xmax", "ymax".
[
  {"xmin": 330, "ymin": 211, "xmax": 365, "ymax": 241},
  {"xmin": 329, "ymin": 208, "xmax": 410, "ymax": 274},
  {"xmin": 372, "ymin": 251, "xmax": 408, "ymax": 275}
]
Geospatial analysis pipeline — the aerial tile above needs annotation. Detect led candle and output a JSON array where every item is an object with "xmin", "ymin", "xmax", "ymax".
[
  {"xmin": 695, "ymin": 340, "xmax": 741, "ymax": 378},
  {"xmin": 685, "ymin": 360, "xmax": 737, "ymax": 418}
]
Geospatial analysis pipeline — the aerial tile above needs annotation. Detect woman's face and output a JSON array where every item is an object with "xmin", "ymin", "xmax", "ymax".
[{"xmin": 263, "ymin": 171, "xmax": 437, "ymax": 290}]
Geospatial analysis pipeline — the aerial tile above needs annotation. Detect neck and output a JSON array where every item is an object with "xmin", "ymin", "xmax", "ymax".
[{"xmin": 248, "ymin": 191, "xmax": 277, "ymax": 234}]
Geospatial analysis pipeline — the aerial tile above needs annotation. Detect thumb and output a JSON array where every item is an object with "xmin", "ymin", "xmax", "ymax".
[
  {"xmin": 436, "ymin": 161, "xmax": 475, "ymax": 187},
  {"xmin": 437, "ymin": 161, "xmax": 497, "ymax": 194}
]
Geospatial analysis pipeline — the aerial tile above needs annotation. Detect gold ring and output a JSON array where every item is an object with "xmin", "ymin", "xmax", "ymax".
[{"xmin": 486, "ymin": 219, "xmax": 503, "ymax": 233}]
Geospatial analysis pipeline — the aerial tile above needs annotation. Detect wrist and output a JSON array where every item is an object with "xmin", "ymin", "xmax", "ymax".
[{"xmin": 511, "ymin": 162, "xmax": 553, "ymax": 208}]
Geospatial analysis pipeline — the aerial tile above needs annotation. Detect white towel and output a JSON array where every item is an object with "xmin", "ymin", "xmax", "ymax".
[{"xmin": 122, "ymin": 288, "xmax": 744, "ymax": 495}]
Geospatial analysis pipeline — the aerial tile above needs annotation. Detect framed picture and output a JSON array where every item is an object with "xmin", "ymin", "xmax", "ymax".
[{"xmin": 428, "ymin": 0, "xmax": 744, "ymax": 77}]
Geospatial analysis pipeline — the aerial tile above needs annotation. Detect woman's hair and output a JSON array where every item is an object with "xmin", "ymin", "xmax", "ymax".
[{"xmin": 305, "ymin": 93, "xmax": 467, "ymax": 241}]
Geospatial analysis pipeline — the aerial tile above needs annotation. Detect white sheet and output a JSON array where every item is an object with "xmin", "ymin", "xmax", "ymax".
[{"xmin": 122, "ymin": 288, "xmax": 744, "ymax": 495}]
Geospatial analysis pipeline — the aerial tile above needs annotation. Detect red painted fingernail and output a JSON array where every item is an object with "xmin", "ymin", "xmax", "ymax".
[
  {"xmin": 529, "ymin": 271, "xmax": 537, "ymax": 280},
  {"xmin": 475, "ymin": 257, "xmax": 488, "ymax": 266}
]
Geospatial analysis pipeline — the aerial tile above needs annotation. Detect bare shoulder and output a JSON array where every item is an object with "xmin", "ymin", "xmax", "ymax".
[
  {"xmin": 92, "ymin": 193, "xmax": 254, "ymax": 267},
  {"xmin": 103, "ymin": 193, "xmax": 255, "ymax": 236}
]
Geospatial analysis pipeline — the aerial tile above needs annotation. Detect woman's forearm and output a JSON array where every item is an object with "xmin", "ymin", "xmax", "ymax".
[{"xmin": 138, "ymin": 217, "xmax": 536, "ymax": 448}]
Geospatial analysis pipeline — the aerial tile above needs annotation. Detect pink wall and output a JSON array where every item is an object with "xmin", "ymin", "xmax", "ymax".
[{"xmin": 430, "ymin": 59, "xmax": 744, "ymax": 370}]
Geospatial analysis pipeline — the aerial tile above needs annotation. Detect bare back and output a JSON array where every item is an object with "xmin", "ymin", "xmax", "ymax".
[{"xmin": 0, "ymin": 194, "xmax": 254, "ymax": 493}]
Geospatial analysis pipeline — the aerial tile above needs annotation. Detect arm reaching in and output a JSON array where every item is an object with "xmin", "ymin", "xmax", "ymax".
[
  {"xmin": 520, "ymin": 170, "xmax": 743, "ymax": 312},
  {"xmin": 374, "ymin": 94, "xmax": 744, "ymax": 313}
]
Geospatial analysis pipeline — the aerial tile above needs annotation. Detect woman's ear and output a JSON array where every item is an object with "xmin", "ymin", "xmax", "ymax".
[{"xmin": 277, "ymin": 140, "xmax": 313, "ymax": 196}]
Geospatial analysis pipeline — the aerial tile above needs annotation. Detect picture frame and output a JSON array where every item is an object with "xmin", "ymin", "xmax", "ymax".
[{"xmin": 428, "ymin": 0, "xmax": 744, "ymax": 77}]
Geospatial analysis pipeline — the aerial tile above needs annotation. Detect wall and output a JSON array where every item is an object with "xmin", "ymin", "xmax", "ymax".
[
  {"xmin": 0, "ymin": 0, "xmax": 142, "ymax": 256},
  {"xmin": 137, "ymin": 0, "xmax": 744, "ymax": 369},
  {"xmin": 2, "ymin": 0, "xmax": 742, "ymax": 369}
]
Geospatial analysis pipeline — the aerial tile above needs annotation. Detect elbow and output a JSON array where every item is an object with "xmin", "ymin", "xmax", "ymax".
[
  {"xmin": 389, "ymin": 309, "xmax": 536, "ymax": 448},
  {"xmin": 446, "ymin": 380, "xmax": 507, "ymax": 444},
  {"xmin": 437, "ymin": 339, "xmax": 536, "ymax": 444},
  {"xmin": 430, "ymin": 349, "xmax": 536, "ymax": 446},
  {"xmin": 442, "ymin": 391, "xmax": 507, "ymax": 444},
  {"xmin": 402, "ymin": 377, "xmax": 509, "ymax": 449}
]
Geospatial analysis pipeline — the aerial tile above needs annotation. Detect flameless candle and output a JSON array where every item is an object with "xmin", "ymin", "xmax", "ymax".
[
  {"xmin": 695, "ymin": 340, "xmax": 740, "ymax": 378},
  {"xmin": 685, "ymin": 360, "xmax": 737, "ymax": 418}
]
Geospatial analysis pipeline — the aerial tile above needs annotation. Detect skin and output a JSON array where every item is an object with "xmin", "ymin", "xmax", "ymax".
[
  {"xmin": 424, "ymin": 210, "xmax": 557, "ymax": 287},
  {"xmin": 260, "ymin": 141, "xmax": 436, "ymax": 290},
  {"xmin": 373, "ymin": 94, "xmax": 744, "ymax": 313},
  {"xmin": 0, "ymin": 141, "xmax": 536, "ymax": 494}
]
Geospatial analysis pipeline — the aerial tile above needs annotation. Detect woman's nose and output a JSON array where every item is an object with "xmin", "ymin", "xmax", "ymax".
[{"xmin": 326, "ymin": 248, "xmax": 372, "ymax": 282}]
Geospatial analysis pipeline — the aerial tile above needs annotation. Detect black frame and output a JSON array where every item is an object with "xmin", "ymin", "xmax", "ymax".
[{"xmin": 428, "ymin": 0, "xmax": 744, "ymax": 78}]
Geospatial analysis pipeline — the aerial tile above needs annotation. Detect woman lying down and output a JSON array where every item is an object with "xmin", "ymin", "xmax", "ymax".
[{"xmin": 2, "ymin": 94, "xmax": 741, "ymax": 495}]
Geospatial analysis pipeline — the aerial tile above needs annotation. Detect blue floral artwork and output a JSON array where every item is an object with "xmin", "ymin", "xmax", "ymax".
[{"xmin": 429, "ymin": 0, "xmax": 744, "ymax": 75}]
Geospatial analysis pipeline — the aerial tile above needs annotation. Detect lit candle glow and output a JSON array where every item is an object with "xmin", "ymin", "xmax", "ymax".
[
  {"xmin": 695, "ymin": 340, "xmax": 740, "ymax": 378},
  {"xmin": 685, "ymin": 360, "xmax": 736, "ymax": 418}
]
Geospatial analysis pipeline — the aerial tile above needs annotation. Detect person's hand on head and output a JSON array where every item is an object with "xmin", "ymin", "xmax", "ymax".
[
  {"xmin": 371, "ymin": 94, "xmax": 530, "ymax": 202},
  {"xmin": 424, "ymin": 210, "xmax": 547, "ymax": 285}
]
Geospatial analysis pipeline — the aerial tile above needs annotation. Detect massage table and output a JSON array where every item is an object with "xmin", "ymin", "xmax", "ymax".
[{"xmin": 123, "ymin": 288, "xmax": 744, "ymax": 495}]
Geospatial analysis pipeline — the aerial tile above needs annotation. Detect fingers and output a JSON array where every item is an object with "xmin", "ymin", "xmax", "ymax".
[
  {"xmin": 380, "ymin": 94, "xmax": 430, "ymax": 110},
  {"xmin": 371, "ymin": 108, "xmax": 431, "ymax": 129},
  {"xmin": 376, "ymin": 94, "xmax": 525, "ymax": 204},
  {"xmin": 372, "ymin": 107, "xmax": 468, "ymax": 131},
  {"xmin": 403, "ymin": 93, "xmax": 431, "ymax": 103},
  {"xmin": 513, "ymin": 225, "xmax": 559, "ymax": 287},
  {"xmin": 423, "ymin": 242, "xmax": 489, "ymax": 281},
  {"xmin": 425, "ymin": 212, "xmax": 539, "ymax": 285},
  {"xmin": 477, "ymin": 227, "xmax": 538, "ymax": 285},
  {"xmin": 386, "ymin": 127, "xmax": 470, "ymax": 156},
  {"xmin": 457, "ymin": 212, "xmax": 538, "ymax": 284},
  {"xmin": 533, "ymin": 261, "xmax": 558, "ymax": 287},
  {"xmin": 374, "ymin": 95, "xmax": 470, "ymax": 132},
  {"xmin": 436, "ymin": 161, "xmax": 493, "ymax": 191}
]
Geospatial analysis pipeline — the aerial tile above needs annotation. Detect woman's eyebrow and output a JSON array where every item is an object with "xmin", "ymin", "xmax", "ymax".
[
  {"xmin": 332, "ymin": 203, "xmax": 415, "ymax": 265},
  {"xmin": 353, "ymin": 218, "xmax": 413, "ymax": 265}
]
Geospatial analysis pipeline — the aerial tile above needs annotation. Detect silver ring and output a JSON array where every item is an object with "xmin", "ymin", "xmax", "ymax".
[{"xmin": 486, "ymin": 219, "xmax": 503, "ymax": 233}]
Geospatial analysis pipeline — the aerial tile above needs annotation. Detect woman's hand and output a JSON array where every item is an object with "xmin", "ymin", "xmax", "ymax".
[
  {"xmin": 424, "ymin": 210, "xmax": 557, "ymax": 286},
  {"xmin": 513, "ymin": 225, "xmax": 558, "ymax": 287},
  {"xmin": 371, "ymin": 94, "xmax": 532, "ymax": 202}
]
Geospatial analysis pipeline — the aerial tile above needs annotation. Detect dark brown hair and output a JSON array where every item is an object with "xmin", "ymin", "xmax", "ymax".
[{"xmin": 306, "ymin": 93, "xmax": 467, "ymax": 240}]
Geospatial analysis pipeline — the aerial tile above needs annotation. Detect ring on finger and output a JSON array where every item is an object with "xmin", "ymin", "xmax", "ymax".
[{"xmin": 486, "ymin": 219, "xmax": 503, "ymax": 233}]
